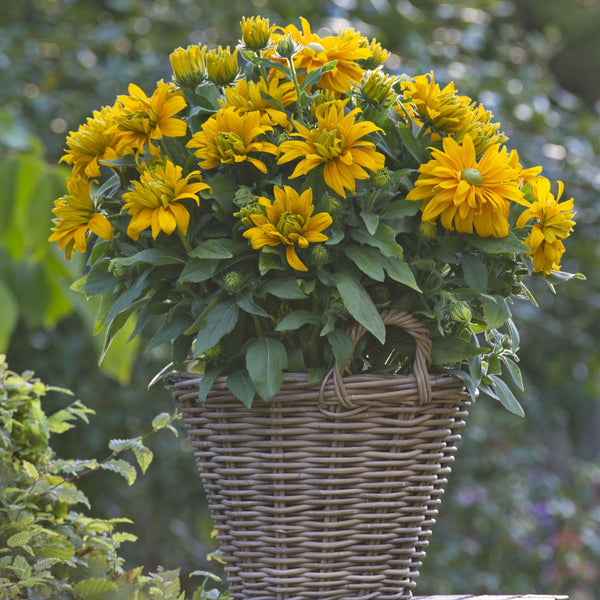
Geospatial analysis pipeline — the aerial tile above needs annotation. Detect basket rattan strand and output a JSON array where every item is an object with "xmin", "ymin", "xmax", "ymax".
[{"xmin": 168, "ymin": 311, "xmax": 470, "ymax": 600}]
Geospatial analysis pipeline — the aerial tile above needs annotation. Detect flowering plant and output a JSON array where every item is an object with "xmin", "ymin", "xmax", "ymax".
[{"xmin": 50, "ymin": 16, "xmax": 579, "ymax": 414}]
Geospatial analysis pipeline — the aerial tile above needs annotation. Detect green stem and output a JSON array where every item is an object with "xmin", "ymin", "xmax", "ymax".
[{"xmin": 286, "ymin": 56, "xmax": 304, "ymax": 120}]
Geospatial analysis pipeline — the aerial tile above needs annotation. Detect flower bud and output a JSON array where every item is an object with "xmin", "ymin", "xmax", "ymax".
[
  {"xmin": 222, "ymin": 270, "xmax": 244, "ymax": 293},
  {"xmin": 359, "ymin": 38, "xmax": 391, "ymax": 70},
  {"xmin": 170, "ymin": 44, "xmax": 206, "ymax": 88},
  {"xmin": 360, "ymin": 69, "xmax": 396, "ymax": 105},
  {"xmin": 419, "ymin": 221, "xmax": 437, "ymax": 240},
  {"xmin": 108, "ymin": 260, "xmax": 128, "ymax": 278},
  {"xmin": 450, "ymin": 301, "xmax": 472, "ymax": 324},
  {"xmin": 205, "ymin": 46, "xmax": 239, "ymax": 86},
  {"xmin": 373, "ymin": 167, "xmax": 392, "ymax": 189},
  {"xmin": 203, "ymin": 344, "xmax": 223, "ymax": 361},
  {"xmin": 275, "ymin": 34, "xmax": 297, "ymax": 59},
  {"xmin": 240, "ymin": 16, "xmax": 272, "ymax": 51},
  {"xmin": 310, "ymin": 244, "xmax": 329, "ymax": 267}
]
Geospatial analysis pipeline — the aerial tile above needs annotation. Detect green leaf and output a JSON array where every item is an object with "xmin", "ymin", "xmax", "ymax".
[
  {"xmin": 52, "ymin": 483, "xmax": 90, "ymax": 508},
  {"xmin": 74, "ymin": 578, "xmax": 118, "ymax": 599},
  {"xmin": 327, "ymin": 329, "xmax": 354, "ymax": 370},
  {"xmin": 236, "ymin": 292, "xmax": 270, "ymax": 317},
  {"xmin": 146, "ymin": 314, "xmax": 194, "ymax": 351},
  {"xmin": 263, "ymin": 278, "xmax": 307, "ymax": 300},
  {"xmin": 502, "ymin": 357, "xmax": 524, "ymax": 390},
  {"xmin": 482, "ymin": 296, "xmax": 511, "ymax": 329},
  {"xmin": 382, "ymin": 256, "xmax": 421, "ymax": 291},
  {"xmin": 197, "ymin": 367, "xmax": 222, "ymax": 403},
  {"xmin": 111, "ymin": 248, "xmax": 185, "ymax": 266},
  {"xmin": 0, "ymin": 281, "xmax": 18, "ymax": 352},
  {"xmin": 345, "ymin": 246, "xmax": 385, "ymax": 281},
  {"xmin": 102, "ymin": 459, "xmax": 137, "ymax": 485},
  {"xmin": 188, "ymin": 299, "xmax": 239, "ymax": 357},
  {"xmin": 299, "ymin": 60, "xmax": 337, "ymax": 91},
  {"xmin": 188, "ymin": 239, "xmax": 234, "ymax": 260},
  {"xmin": 333, "ymin": 271, "xmax": 385, "ymax": 343},
  {"xmin": 360, "ymin": 210, "xmax": 379, "ymax": 235},
  {"xmin": 431, "ymin": 335, "xmax": 488, "ymax": 365},
  {"xmin": 350, "ymin": 224, "xmax": 403, "ymax": 258},
  {"xmin": 488, "ymin": 374, "xmax": 525, "ymax": 417},
  {"xmin": 152, "ymin": 412, "xmax": 172, "ymax": 430},
  {"xmin": 21, "ymin": 460, "xmax": 39, "ymax": 480},
  {"xmin": 7, "ymin": 530, "xmax": 36, "ymax": 548},
  {"xmin": 381, "ymin": 198, "xmax": 421, "ymax": 219},
  {"xmin": 178, "ymin": 259, "xmax": 219, "ymax": 283},
  {"xmin": 131, "ymin": 442, "xmax": 153, "ymax": 474},
  {"xmin": 226, "ymin": 370, "xmax": 256, "ymax": 408},
  {"xmin": 38, "ymin": 538, "xmax": 75, "ymax": 560},
  {"xmin": 461, "ymin": 253, "xmax": 488, "ymax": 293},
  {"xmin": 468, "ymin": 232, "xmax": 530, "ymax": 254},
  {"xmin": 246, "ymin": 338, "xmax": 288, "ymax": 401},
  {"xmin": 259, "ymin": 247, "xmax": 286, "ymax": 274},
  {"xmin": 275, "ymin": 310, "xmax": 321, "ymax": 331}
]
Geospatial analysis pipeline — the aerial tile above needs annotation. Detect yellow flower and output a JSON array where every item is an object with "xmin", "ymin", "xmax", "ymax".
[
  {"xmin": 278, "ymin": 102, "xmax": 385, "ymax": 198},
  {"xmin": 516, "ymin": 177, "xmax": 576, "ymax": 275},
  {"xmin": 508, "ymin": 149, "xmax": 544, "ymax": 198},
  {"xmin": 359, "ymin": 38, "xmax": 391, "ymax": 70},
  {"xmin": 240, "ymin": 16, "xmax": 273, "ymax": 51},
  {"xmin": 121, "ymin": 159, "xmax": 211, "ymax": 241},
  {"xmin": 359, "ymin": 69, "xmax": 397, "ymax": 105},
  {"xmin": 399, "ymin": 72, "xmax": 507, "ymax": 155},
  {"xmin": 49, "ymin": 177, "xmax": 113, "ymax": 260},
  {"xmin": 406, "ymin": 133, "xmax": 523, "ymax": 238},
  {"xmin": 187, "ymin": 107, "xmax": 279, "ymax": 173},
  {"xmin": 108, "ymin": 81, "xmax": 187, "ymax": 157},
  {"xmin": 272, "ymin": 18, "xmax": 370, "ymax": 93},
  {"xmin": 170, "ymin": 44, "xmax": 207, "ymax": 87},
  {"xmin": 60, "ymin": 104, "xmax": 121, "ymax": 178},
  {"xmin": 205, "ymin": 46, "xmax": 239, "ymax": 86},
  {"xmin": 243, "ymin": 185, "xmax": 332, "ymax": 271},
  {"xmin": 219, "ymin": 77, "xmax": 296, "ymax": 129}
]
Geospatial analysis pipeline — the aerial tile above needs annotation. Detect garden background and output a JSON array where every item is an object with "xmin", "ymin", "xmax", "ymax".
[{"xmin": 1, "ymin": 0, "xmax": 599, "ymax": 598}]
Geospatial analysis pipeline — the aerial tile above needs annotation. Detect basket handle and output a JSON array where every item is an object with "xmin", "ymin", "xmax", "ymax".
[{"xmin": 319, "ymin": 309, "xmax": 433, "ymax": 412}]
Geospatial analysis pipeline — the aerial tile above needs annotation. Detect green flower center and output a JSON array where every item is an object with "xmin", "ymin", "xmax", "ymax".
[
  {"xmin": 461, "ymin": 168, "xmax": 484, "ymax": 186},
  {"xmin": 277, "ymin": 211, "xmax": 306, "ymax": 240},
  {"xmin": 314, "ymin": 128, "xmax": 343, "ymax": 160},
  {"xmin": 215, "ymin": 132, "xmax": 246, "ymax": 161}
]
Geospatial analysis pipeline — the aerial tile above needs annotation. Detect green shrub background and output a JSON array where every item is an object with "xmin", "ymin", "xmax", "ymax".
[{"xmin": 1, "ymin": 1, "xmax": 599, "ymax": 598}]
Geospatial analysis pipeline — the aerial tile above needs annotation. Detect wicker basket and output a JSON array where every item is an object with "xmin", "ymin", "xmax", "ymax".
[{"xmin": 168, "ymin": 311, "xmax": 470, "ymax": 600}]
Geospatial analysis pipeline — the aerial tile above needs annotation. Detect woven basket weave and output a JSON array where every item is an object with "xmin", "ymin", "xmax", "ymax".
[{"xmin": 168, "ymin": 310, "xmax": 470, "ymax": 600}]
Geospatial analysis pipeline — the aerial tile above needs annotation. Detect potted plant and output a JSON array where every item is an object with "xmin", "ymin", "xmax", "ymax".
[{"xmin": 49, "ymin": 15, "xmax": 579, "ymax": 600}]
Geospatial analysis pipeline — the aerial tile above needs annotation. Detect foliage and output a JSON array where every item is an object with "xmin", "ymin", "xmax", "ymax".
[
  {"xmin": 0, "ymin": 354, "xmax": 228, "ymax": 599},
  {"xmin": 50, "ymin": 16, "xmax": 580, "ymax": 414}
]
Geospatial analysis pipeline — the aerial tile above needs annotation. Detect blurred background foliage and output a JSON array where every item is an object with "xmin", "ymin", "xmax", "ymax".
[{"xmin": 1, "ymin": 0, "xmax": 599, "ymax": 598}]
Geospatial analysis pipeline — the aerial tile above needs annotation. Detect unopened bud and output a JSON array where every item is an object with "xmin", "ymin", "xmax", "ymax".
[
  {"xmin": 450, "ymin": 301, "xmax": 472, "ymax": 324},
  {"xmin": 222, "ymin": 270, "xmax": 244, "ymax": 293},
  {"xmin": 276, "ymin": 34, "xmax": 297, "ymax": 59},
  {"xmin": 373, "ymin": 167, "xmax": 392, "ymax": 189},
  {"xmin": 310, "ymin": 244, "xmax": 329, "ymax": 267},
  {"xmin": 419, "ymin": 221, "xmax": 437, "ymax": 240}
]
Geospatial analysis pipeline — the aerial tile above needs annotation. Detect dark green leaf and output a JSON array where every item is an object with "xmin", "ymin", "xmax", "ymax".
[
  {"xmin": 197, "ymin": 367, "xmax": 222, "ymax": 403},
  {"xmin": 488, "ymin": 374, "xmax": 525, "ymax": 417},
  {"xmin": 226, "ymin": 370, "xmax": 255, "ymax": 408},
  {"xmin": 382, "ymin": 256, "xmax": 421, "ymax": 291},
  {"xmin": 381, "ymin": 198, "xmax": 421, "ymax": 219},
  {"xmin": 482, "ymin": 296, "xmax": 511, "ymax": 329},
  {"xmin": 111, "ymin": 249, "xmax": 185, "ymax": 266},
  {"xmin": 461, "ymin": 253, "xmax": 488, "ymax": 293},
  {"xmin": 178, "ymin": 259, "xmax": 219, "ymax": 283},
  {"xmin": 327, "ymin": 329, "xmax": 354, "ymax": 370},
  {"xmin": 188, "ymin": 239, "xmax": 234, "ymax": 260},
  {"xmin": 468, "ymin": 232, "xmax": 530, "ymax": 254},
  {"xmin": 189, "ymin": 300, "xmax": 239, "ymax": 357},
  {"xmin": 263, "ymin": 278, "xmax": 307, "ymax": 300},
  {"xmin": 431, "ymin": 335, "xmax": 488, "ymax": 365},
  {"xmin": 246, "ymin": 337, "xmax": 288, "ymax": 401},
  {"xmin": 333, "ymin": 271, "xmax": 385, "ymax": 343},
  {"xmin": 360, "ymin": 211, "xmax": 379, "ymax": 235},
  {"xmin": 345, "ymin": 246, "xmax": 385, "ymax": 281},
  {"xmin": 275, "ymin": 310, "xmax": 321, "ymax": 331},
  {"xmin": 145, "ymin": 314, "xmax": 194, "ymax": 351}
]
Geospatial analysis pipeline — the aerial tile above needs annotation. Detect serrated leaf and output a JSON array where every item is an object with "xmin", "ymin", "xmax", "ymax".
[
  {"xmin": 108, "ymin": 438, "xmax": 135, "ymax": 453},
  {"xmin": 38, "ymin": 539, "xmax": 75, "ymax": 560},
  {"xmin": 112, "ymin": 532, "xmax": 138, "ymax": 544},
  {"xmin": 131, "ymin": 442, "xmax": 153, "ymax": 474},
  {"xmin": 488, "ymin": 374, "xmax": 525, "ymax": 417},
  {"xmin": 21, "ymin": 460, "xmax": 39, "ymax": 480},
  {"xmin": 101, "ymin": 458, "xmax": 137, "ymax": 486},
  {"xmin": 333, "ymin": 272, "xmax": 385, "ymax": 343},
  {"xmin": 74, "ymin": 578, "xmax": 118, "ymax": 599},
  {"xmin": 7, "ymin": 530, "xmax": 36, "ymax": 548},
  {"xmin": 246, "ymin": 338, "xmax": 288, "ymax": 401},
  {"xmin": 52, "ymin": 483, "xmax": 90, "ymax": 508}
]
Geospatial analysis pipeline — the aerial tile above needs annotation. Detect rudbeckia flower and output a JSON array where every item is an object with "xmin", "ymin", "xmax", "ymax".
[
  {"xmin": 243, "ymin": 185, "xmax": 332, "ymax": 271},
  {"xmin": 121, "ymin": 159, "xmax": 211, "ymax": 240},
  {"xmin": 187, "ymin": 107, "xmax": 279, "ymax": 173},
  {"xmin": 49, "ymin": 177, "xmax": 113, "ymax": 260},
  {"xmin": 278, "ymin": 102, "xmax": 385, "ymax": 198},
  {"xmin": 406, "ymin": 133, "xmax": 523, "ymax": 238},
  {"xmin": 516, "ymin": 177, "xmax": 576, "ymax": 275}
]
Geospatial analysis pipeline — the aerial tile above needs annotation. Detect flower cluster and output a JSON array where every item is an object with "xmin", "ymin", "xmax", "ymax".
[{"xmin": 50, "ymin": 16, "xmax": 579, "ymax": 412}]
